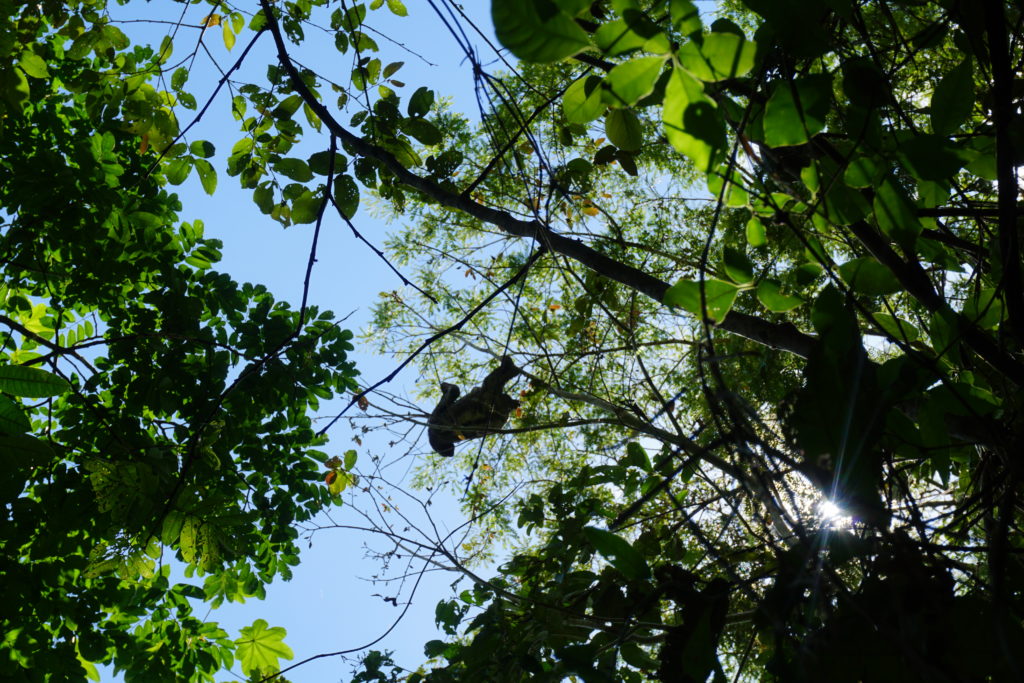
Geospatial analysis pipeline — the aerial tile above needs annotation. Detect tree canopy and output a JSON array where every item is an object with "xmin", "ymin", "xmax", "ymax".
[{"xmin": 2, "ymin": 0, "xmax": 1024, "ymax": 681}]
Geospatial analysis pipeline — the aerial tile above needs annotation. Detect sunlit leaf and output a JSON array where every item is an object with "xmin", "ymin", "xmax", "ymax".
[
  {"xmin": 235, "ymin": 619, "xmax": 294, "ymax": 676},
  {"xmin": 664, "ymin": 278, "xmax": 740, "ymax": 321}
]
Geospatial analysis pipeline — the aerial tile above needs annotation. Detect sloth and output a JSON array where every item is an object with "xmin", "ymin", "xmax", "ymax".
[{"xmin": 427, "ymin": 356, "xmax": 520, "ymax": 457}]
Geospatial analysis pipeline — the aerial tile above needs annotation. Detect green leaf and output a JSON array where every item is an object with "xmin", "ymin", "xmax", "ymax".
[
  {"xmin": 756, "ymin": 280, "xmax": 803, "ymax": 312},
  {"xmin": 838, "ymin": 257, "xmax": 902, "ymax": 295},
  {"xmin": 843, "ymin": 156, "xmax": 879, "ymax": 188},
  {"xmin": 603, "ymin": 56, "xmax": 664, "ymax": 106},
  {"xmin": 165, "ymin": 157, "xmax": 193, "ymax": 185},
  {"xmin": 308, "ymin": 151, "xmax": 347, "ymax": 175},
  {"xmin": 291, "ymin": 191, "xmax": 322, "ymax": 224},
  {"xmin": 583, "ymin": 527, "xmax": 651, "ymax": 581},
  {"xmin": 194, "ymin": 158, "xmax": 217, "ymax": 195},
  {"xmin": 0, "ymin": 434, "xmax": 56, "ymax": 463},
  {"xmin": 189, "ymin": 140, "xmax": 216, "ymax": 158},
  {"xmin": 961, "ymin": 288, "xmax": 1004, "ymax": 329},
  {"xmin": 18, "ymin": 51, "xmax": 49, "ymax": 79},
  {"xmin": 235, "ymin": 619, "xmax": 294, "ymax": 676},
  {"xmin": 386, "ymin": 0, "xmax": 408, "ymax": 16},
  {"xmin": 605, "ymin": 108, "xmax": 643, "ymax": 151},
  {"xmin": 563, "ymin": 75, "xmax": 606, "ymax": 124},
  {"xmin": 664, "ymin": 278, "xmax": 740, "ymax": 321},
  {"xmin": 492, "ymin": 0, "xmax": 591, "ymax": 63},
  {"xmin": 931, "ymin": 58, "xmax": 973, "ymax": 136},
  {"xmin": 0, "ymin": 365, "xmax": 71, "ymax": 398},
  {"xmin": 898, "ymin": 135, "xmax": 967, "ymax": 182},
  {"xmin": 722, "ymin": 246, "xmax": 754, "ymax": 284},
  {"xmin": 763, "ymin": 74, "xmax": 832, "ymax": 147},
  {"xmin": 253, "ymin": 184, "xmax": 275, "ymax": 214},
  {"xmin": 408, "ymin": 86, "xmax": 435, "ymax": 117},
  {"xmin": 402, "ymin": 117, "xmax": 443, "ymax": 145},
  {"xmin": 677, "ymin": 33, "xmax": 756, "ymax": 82},
  {"xmin": 594, "ymin": 19, "xmax": 649, "ymax": 56},
  {"xmin": 663, "ymin": 67, "xmax": 724, "ymax": 171},
  {"xmin": 334, "ymin": 175, "xmax": 360, "ymax": 218},
  {"xmin": 670, "ymin": 0, "xmax": 702, "ymax": 35},
  {"xmin": 873, "ymin": 179, "xmax": 922, "ymax": 249},
  {"xmin": 870, "ymin": 313, "xmax": 919, "ymax": 342},
  {"xmin": 0, "ymin": 396, "xmax": 31, "ymax": 434},
  {"xmin": 746, "ymin": 216, "xmax": 767, "ymax": 248},
  {"xmin": 275, "ymin": 158, "xmax": 313, "ymax": 182}
]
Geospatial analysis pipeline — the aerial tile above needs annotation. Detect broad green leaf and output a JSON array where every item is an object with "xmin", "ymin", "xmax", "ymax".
[
  {"xmin": 670, "ymin": 0, "xmax": 702, "ymax": 35},
  {"xmin": 594, "ymin": 19, "xmax": 648, "ymax": 56},
  {"xmin": 161, "ymin": 510, "xmax": 185, "ymax": 545},
  {"xmin": 165, "ymin": 157, "xmax": 192, "ymax": 185},
  {"xmin": 722, "ymin": 246, "xmax": 754, "ymax": 284},
  {"xmin": 253, "ymin": 184, "xmax": 275, "ymax": 214},
  {"xmin": 583, "ymin": 527, "xmax": 651, "ymax": 581},
  {"xmin": 763, "ymin": 74, "xmax": 832, "ymax": 147},
  {"xmin": 236, "ymin": 619, "xmax": 294, "ymax": 676},
  {"xmin": 386, "ymin": 0, "xmax": 408, "ymax": 16},
  {"xmin": 194, "ymin": 158, "xmax": 217, "ymax": 195},
  {"xmin": 408, "ymin": 86, "xmax": 435, "ymax": 117},
  {"xmin": 898, "ymin": 135, "xmax": 967, "ymax": 182},
  {"xmin": 344, "ymin": 449, "xmax": 358, "ymax": 469},
  {"xmin": 18, "ymin": 51, "xmax": 49, "ymax": 79},
  {"xmin": 402, "ymin": 117, "xmax": 443, "ymax": 145},
  {"xmin": 707, "ymin": 168, "xmax": 749, "ymax": 207},
  {"xmin": 746, "ymin": 216, "xmax": 767, "ymax": 248},
  {"xmin": 189, "ymin": 140, "xmax": 215, "ymax": 158},
  {"xmin": 595, "ymin": 12, "xmax": 670, "ymax": 56},
  {"xmin": 563, "ymin": 76, "xmax": 606, "ymax": 124},
  {"xmin": 605, "ymin": 108, "xmax": 643, "ymax": 151},
  {"xmin": 873, "ymin": 179, "xmax": 921, "ymax": 249},
  {"xmin": 334, "ymin": 175, "xmax": 360, "ymax": 218},
  {"xmin": 291, "ymin": 191, "xmax": 322, "ymax": 224},
  {"xmin": 961, "ymin": 288, "xmax": 1004, "ymax": 329},
  {"xmin": 756, "ymin": 280, "xmax": 803, "ymax": 312},
  {"xmin": 931, "ymin": 58, "xmax": 973, "ymax": 136},
  {"xmin": 663, "ymin": 67, "xmax": 724, "ymax": 171},
  {"xmin": 275, "ymin": 158, "xmax": 313, "ymax": 182},
  {"xmin": 603, "ymin": 56, "xmax": 665, "ymax": 106},
  {"xmin": 0, "ymin": 365, "xmax": 71, "ymax": 398},
  {"xmin": 871, "ymin": 313, "xmax": 919, "ymax": 342},
  {"xmin": 273, "ymin": 94, "xmax": 304, "ymax": 120},
  {"xmin": 677, "ymin": 33, "xmax": 756, "ymax": 82},
  {"xmin": 0, "ymin": 396, "xmax": 31, "ymax": 434},
  {"xmin": 819, "ymin": 182, "xmax": 870, "ymax": 226},
  {"xmin": 664, "ymin": 278, "xmax": 740, "ymax": 321},
  {"xmin": 838, "ymin": 257, "xmax": 902, "ymax": 295},
  {"xmin": 492, "ymin": 0, "xmax": 590, "ymax": 63},
  {"xmin": 843, "ymin": 156, "xmax": 879, "ymax": 188},
  {"xmin": 308, "ymin": 151, "xmax": 347, "ymax": 175},
  {"xmin": 0, "ymin": 434, "xmax": 55, "ymax": 461}
]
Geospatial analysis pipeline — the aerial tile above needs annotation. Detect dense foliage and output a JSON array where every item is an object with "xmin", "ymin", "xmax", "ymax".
[
  {"xmin": 0, "ymin": 2, "xmax": 355, "ymax": 680},
  {"xmin": 2, "ymin": 0, "xmax": 1023, "ymax": 681}
]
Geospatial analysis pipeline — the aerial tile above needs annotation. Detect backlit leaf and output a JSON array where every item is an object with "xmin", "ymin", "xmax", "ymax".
[
  {"xmin": 492, "ymin": 0, "xmax": 590, "ymax": 63},
  {"xmin": 664, "ymin": 278, "xmax": 740, "ymax": 321}
]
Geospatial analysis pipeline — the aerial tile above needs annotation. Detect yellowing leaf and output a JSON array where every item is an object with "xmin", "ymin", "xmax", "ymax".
[
  {"xmin": 202, "ymin": 13, "xmax": 221, "ymax": 27},
  {"xmin": 222, "ymin": 23, "xmax": 236, "ymax": 51}
]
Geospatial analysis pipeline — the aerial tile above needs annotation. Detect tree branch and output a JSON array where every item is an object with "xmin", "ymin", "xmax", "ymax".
[{"xmin": 258, "ymin": 0, "xmax": 817, "ymax": 359}]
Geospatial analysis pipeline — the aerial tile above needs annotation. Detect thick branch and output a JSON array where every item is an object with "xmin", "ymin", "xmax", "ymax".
[
  {"xmin": 982, "ymin": 0, "xmax": 1024, "ymax": 341},
  {"xmin": 258, "ymin": 1, "xmax": 816, "ymax": 359}
]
